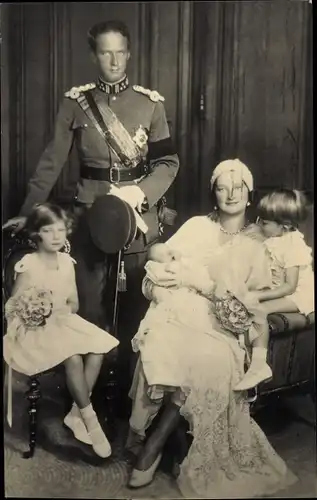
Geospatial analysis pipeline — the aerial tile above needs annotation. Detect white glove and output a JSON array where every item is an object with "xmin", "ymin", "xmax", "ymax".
[
  {"xmin": 110, "ymin": 185, "xmax": 145, "ymax": 212},
  {"xmin": 109, "ymin": 184, "xmax": 148, "ymax": 234}
]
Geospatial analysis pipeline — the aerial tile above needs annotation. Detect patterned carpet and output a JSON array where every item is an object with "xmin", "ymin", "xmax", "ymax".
[{"xmin": 4, "ymin": 370, "xmax": 317, "ymax": 498}]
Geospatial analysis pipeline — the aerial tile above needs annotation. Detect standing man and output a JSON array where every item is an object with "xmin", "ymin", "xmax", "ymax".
[{"xmin": 3, "ymin": 20, "xmax": 179, "ymax": 413}]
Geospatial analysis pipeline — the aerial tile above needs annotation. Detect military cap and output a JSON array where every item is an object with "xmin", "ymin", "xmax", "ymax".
[{"xmin": 87, "ymin": 194, "xmax": 138, "ymax": 254}]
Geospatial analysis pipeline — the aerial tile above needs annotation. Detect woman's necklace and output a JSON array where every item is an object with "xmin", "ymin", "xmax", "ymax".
[{"xmin": 219, "ymin": 223, "xmax": 249, "ymax": 236}]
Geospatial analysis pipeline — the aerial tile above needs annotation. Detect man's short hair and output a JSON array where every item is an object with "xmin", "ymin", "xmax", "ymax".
[{"xmin": 87, "ymin": 20, "xmax": 131, "ymax": 52}]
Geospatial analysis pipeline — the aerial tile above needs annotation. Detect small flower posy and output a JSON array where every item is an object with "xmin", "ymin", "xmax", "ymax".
[
  {"xmin": 213, "ymin": 290, "xmax": 253, "ymax": 337},
  {"xmin": 5, "ymin": 287, "xmax": 53, "ymax": 332}
]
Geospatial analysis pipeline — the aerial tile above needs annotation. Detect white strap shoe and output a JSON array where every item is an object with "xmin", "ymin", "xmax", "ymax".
[
  {"xmin": 88, "ymin": 424, "xmax": 112, "ymax": 458},
  {"xmin": 64, "ymin": 413, "xmax": 92, "ymax": 445}
]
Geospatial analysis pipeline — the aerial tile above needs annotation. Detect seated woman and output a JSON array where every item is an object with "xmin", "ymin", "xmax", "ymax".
[
  {"xmin": 125, "ymin": 159, "xmax": 297, "ymax": 498},
  {"xmin": 138, "ymin": 239, "xmax": 271, "ymax": 391}
]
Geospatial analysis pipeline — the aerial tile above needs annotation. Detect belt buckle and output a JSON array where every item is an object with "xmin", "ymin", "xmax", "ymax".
[{"xmin": 109, "ymin": 166, "xmax": 120, "ymax": 183}]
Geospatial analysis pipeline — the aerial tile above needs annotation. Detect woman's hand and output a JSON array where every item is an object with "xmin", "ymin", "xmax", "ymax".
[
  {"xmin": 154, "ymin": 262, "xmax": 213, "ymax": 294},
  {"xmin": 142, "ymin": 275, "xmax": 175, "ymax": 302},
  {"xmin": 244, "ymin": 290, "xmax": 262, "ymax": 304},
  {"xmin": 243, "ymin": 223, "xmax": 267, "ymax": 242},
  {"xmin": 145, "ymin": 263, "xmax": 180, "ymax": 287}
]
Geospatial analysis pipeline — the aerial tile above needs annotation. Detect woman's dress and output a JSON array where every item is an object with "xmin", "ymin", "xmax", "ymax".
[{"xmin": 130, "ymin": 216, "xmax": 297, "ymax": 498}]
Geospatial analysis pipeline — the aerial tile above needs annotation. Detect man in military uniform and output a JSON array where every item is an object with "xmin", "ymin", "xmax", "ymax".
[{"xmin": 3, "ymin": 20, "xmax": 179, "ymax": 412}]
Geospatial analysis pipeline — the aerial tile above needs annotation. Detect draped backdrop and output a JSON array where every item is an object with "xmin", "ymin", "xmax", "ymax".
[{"xmin": 1, "ymin": 1, "xmax": 313, "ymax": 222}]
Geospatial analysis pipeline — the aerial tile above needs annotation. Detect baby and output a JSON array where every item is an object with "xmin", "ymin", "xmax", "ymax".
[
  {"xmin": 147, "ymin": 242, "xmax": 184, "ymax": 268},
  {"xmin": 136, "ymin": 243, "xmax": 214, "ymax": 337},
  {"xmin": 145, "ymin": 243, "xmax": 195, "ymax": 290}
]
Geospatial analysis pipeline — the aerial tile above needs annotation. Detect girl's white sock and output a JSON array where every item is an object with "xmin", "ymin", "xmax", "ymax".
[
  {"xmin": 71, "ymin": 393, "xmax": 92, "ymax": 418},
  {"xmin": 70, "ymin": 402, "xmax": 81, "ymax": 418},
  {"xmin": 80, "ymin": 403, "xmax": 96, "ymax": 423}
]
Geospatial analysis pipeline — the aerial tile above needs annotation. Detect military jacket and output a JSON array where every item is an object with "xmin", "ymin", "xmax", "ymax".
[{"xmin": 19, "ymin": 76, "xmax": 179, "ymax": 249}]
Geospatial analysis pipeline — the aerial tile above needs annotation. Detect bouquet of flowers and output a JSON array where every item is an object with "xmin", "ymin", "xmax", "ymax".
[
  {"xmin": 212, "ymin": 283, "xmax": 267, "ymax": 342},
  {"xmin": 213, "ymin": 289, "xmax": 253, "ymax": 337},
  {"xmin": 5, "ymin": 287, "xmax": 53, "ymax": 338}
]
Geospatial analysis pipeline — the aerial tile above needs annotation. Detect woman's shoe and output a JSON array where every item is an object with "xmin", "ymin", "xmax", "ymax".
[
  {"xmin": 64, "ymin": 412, "xmax": 92, "ymax": 445},
  {"xmin": 128, "ymin": 402, "xmax": 181, "ymax": 488},
  {"xmin": 128, "ymin": 452, "xmax": 163, "ymax": 488},
  {"xmin": 234, "ymin": 363, "xmax": 272, "ymax": 391}
]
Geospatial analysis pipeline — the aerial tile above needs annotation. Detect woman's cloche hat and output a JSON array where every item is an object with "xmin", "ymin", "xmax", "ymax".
[{"xmin": 210, "ymin": 159, "xmax": 254, "ymax": 192}]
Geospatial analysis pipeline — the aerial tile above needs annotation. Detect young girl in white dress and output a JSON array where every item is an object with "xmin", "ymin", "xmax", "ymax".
[
  {"xmin": 255, "ymin": 189, "xmax": 314, "ymax": 313},
  {"xmin": 3, "ymin": 203, "xmax": 119, "ymax": 458},
  {"xmin": 235, "ymin": 188, "xmax": 314, "ymax": 390}
]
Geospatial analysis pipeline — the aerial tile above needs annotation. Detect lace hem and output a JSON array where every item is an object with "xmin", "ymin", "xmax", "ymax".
[{"xmin": 174, "ymin": 348, "xmax": 297, "ymax": 499}]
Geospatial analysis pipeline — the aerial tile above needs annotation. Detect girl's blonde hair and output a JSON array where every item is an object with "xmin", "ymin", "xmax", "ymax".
[
  {"xmin": 25, "ymin": 203, "xmax": 74, "ymax": 243},
  {"xmin": 257, "ymin": 189, "xmax": 308, "ymax": 228}
]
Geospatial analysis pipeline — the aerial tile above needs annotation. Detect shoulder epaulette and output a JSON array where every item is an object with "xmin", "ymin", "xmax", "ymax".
[
  {"xmin": 64, "ymin": 83, "xmax": 96, "ymax": 99},
  {"xmin": 132, "ymin": 85, "xmax": 165, "ymax": 103}
]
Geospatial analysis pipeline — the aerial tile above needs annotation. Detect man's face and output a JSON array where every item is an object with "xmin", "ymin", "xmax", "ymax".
[{"xmin": 93, "ymin": 31, "xmax": 130, "ymax": 83}]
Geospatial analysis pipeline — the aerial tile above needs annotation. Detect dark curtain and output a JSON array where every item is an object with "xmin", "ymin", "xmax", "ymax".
[{"xmin": 2, "ymin": 1, "xmax": 313, "ymax": 220}]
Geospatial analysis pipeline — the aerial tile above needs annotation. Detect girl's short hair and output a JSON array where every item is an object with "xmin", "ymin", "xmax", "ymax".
[
  {"xmin": 257, "ymin": 189, "xmax": 308, "ymax": 228},
  {"xmin": 25, "ymin": 203, "xmax": 74, "ymax": 242},
  {"xmin": 87, "ymin": 20, "xmax": 131, "ymax": 53}
]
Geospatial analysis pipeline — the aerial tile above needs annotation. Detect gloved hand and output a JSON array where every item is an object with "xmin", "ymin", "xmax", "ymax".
[
  {"xmin": 109, "ymin": 184, "xmax": 146, "ymax": 212},
  {"xmin": 109, "ymin": 184, "xmax": 148, "ymax": 234}
]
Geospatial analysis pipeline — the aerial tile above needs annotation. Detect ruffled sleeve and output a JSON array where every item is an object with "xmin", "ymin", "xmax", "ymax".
[
  {"xmin": 14, "ymin": 253, "xmax": 35, "ymax": 275},
  {"xmin": 59, "ymin": 252, "xmax": 77, "ymax": 268},
  {"xmin": 283, "ymin": 231, "xmax": 313, "ymax": 268}
]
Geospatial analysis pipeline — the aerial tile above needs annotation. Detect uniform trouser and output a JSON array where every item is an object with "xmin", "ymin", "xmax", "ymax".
[
  {"xmin": 69, "ymin": 205, "xmax": 150, "ymax": 402},
  {"xmin": 129, "ymin": 357, "xmax": 184, "ymax": 437},
  {"xmin": 129, "ymin": 358, "xmax": 164, "ymax": 436}
]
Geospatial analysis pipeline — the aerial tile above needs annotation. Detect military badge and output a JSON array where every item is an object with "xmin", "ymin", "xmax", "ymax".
[{"xmin": 132, "ymin": 125, "xmax": 148, "ymax": 149}]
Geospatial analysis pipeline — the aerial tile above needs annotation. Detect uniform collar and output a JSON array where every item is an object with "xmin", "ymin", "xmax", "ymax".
[{"xmin": 96, "ymin": 75, "xmax": 129, "ymax": 94}]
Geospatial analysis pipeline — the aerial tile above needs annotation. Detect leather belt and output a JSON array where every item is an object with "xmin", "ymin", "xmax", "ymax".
[{"xmin": 80, "ymin": 163, "xmax": 148, "ymax": 183}]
